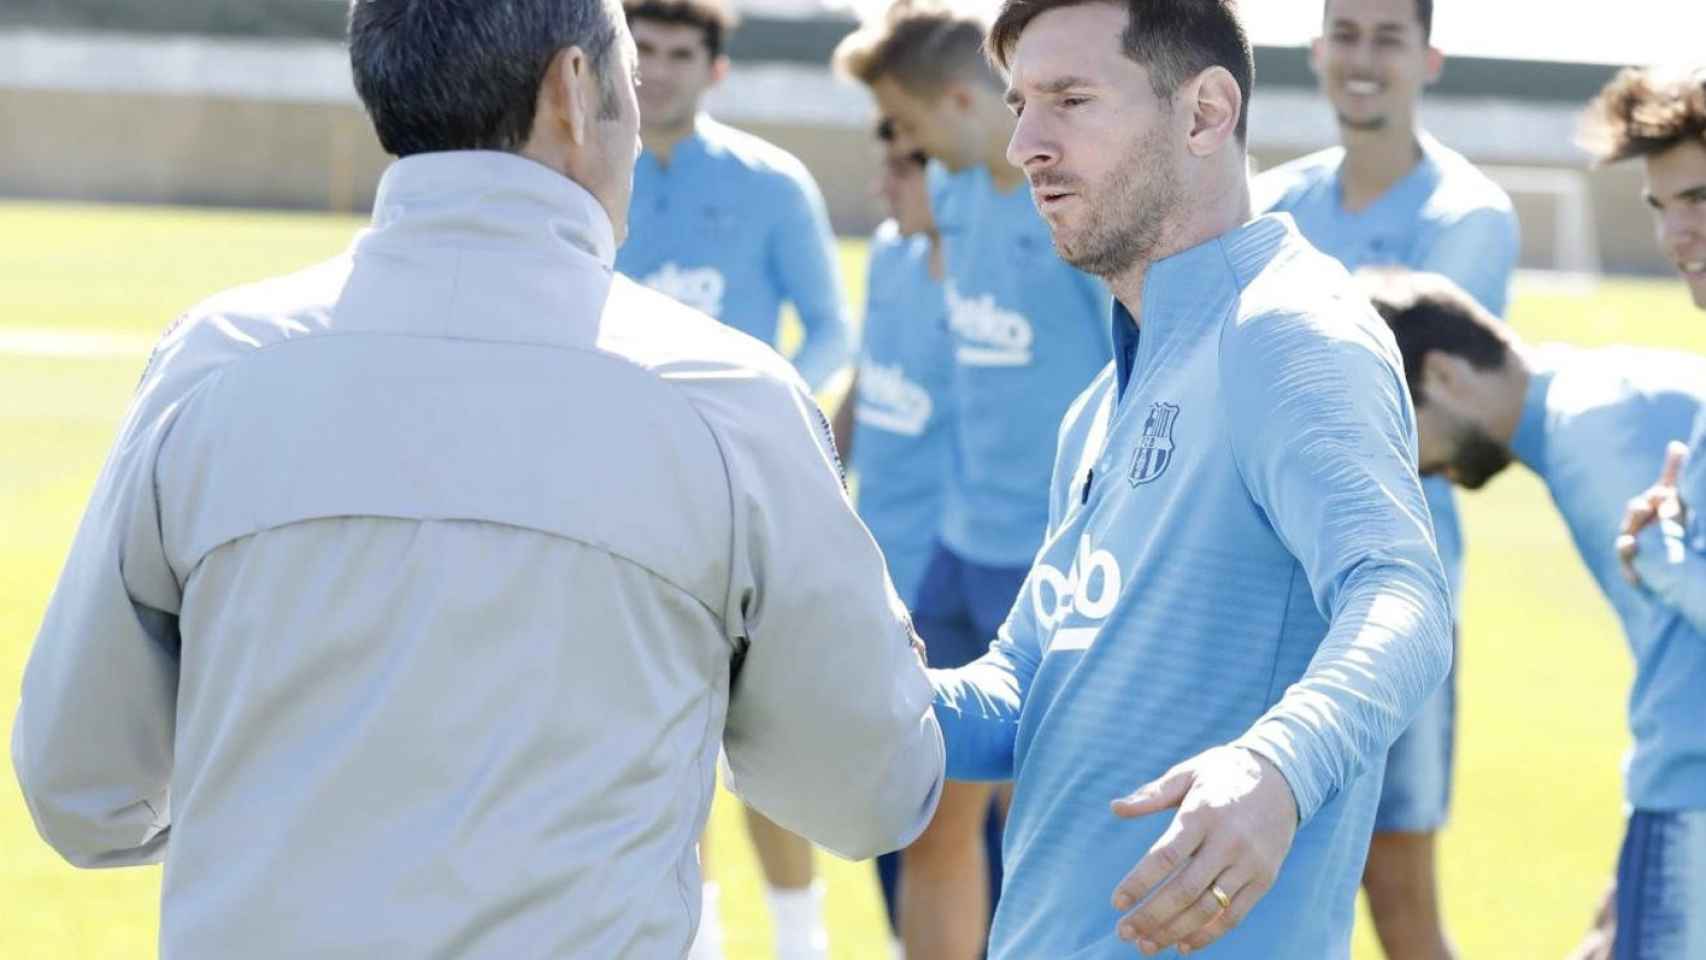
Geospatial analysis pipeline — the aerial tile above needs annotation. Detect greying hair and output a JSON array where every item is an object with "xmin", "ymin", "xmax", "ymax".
[{"xmin": 349, "ymin": 0, "xmax": 621, "ymax": 158}]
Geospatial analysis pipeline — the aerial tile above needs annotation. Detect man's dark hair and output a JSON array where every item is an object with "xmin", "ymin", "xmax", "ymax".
[
  {"xmin": 348, "ymin": 0, "xmax": 620, "ymax": 158},
  {"xmin": 986, "ymin": 0, "xmax": 1255, "ymax": 142},
  {"xmin": 1323, "ymin": 0, "xmax": 1434, "ymax": 42},
  {"xmin": 624, "ymin": 0, "xmax": 738, "ymax": 59},
  {"xmin": 1578, "ymin": 65, "xmax": 1706, "ymax": 167},
  {"xmin": 1360, "ymin": 270, "xmax": 1514, "ymax": 407}
]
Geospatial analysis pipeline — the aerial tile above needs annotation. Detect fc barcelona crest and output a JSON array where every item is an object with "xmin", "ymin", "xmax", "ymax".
[{"xmin": 1129, "ymin": 402, "xmax": 1180, "ymax": 486}]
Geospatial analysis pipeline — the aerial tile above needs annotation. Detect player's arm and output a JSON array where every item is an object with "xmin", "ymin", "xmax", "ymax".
[
  {"xmin": 928, "ymin": 377, "xmax": 1106, "ymax": 781},
  {"xmin": 11, "ymin": 363, "xmax": 196, "ymax": 868},
  {"xmin": 768, "ymin": 172, "xmax": 851, "ymax": 391},
  {"xmin": 1222, "ymin": 306, "xmax": 1455, "ymax": 821},
  {"xmin": 717, "ymin": 372, "xmax": 943, "ymax": 861},
  {"xmin": 1420, "ymin": 206, "xmax": 1521, "ymax": 317}
]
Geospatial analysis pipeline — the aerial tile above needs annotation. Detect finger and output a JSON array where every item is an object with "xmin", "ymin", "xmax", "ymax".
[
  {"xmin": 1177, "ymin": 875, "xmax": 1267, "ymax": 954},
  {"xmin": 1660, "ymin": 441, "xmax": 1689, "ymax": 487},
  {"xmin": 1111, "ymin": 813, "xmax": 1205, "ymax": 914},
  {"xmin": 1113, "ymin": 761, "xmax": 1195, "ymax": 819},
  {"xmin": 1118, "ymin": 833, "xmax": 1232, "ymax": 945},
  {"xmin": 1133, "ymin": 859, "xmax": 1241, "ymax": 951},
  {"xmin": 1617, "ymin": 534, "xmax": 1642, "ymax": 586},
  {"xmin": 1620, "ymin": 495, "xmax": 1658, "ymax": 537}
]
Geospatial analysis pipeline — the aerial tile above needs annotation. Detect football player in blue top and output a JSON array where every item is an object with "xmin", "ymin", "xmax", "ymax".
[
  {"xmin": 924, "ymin": 0, "xmax": 1452, "ymax": 957},
  {"xmin": 1572, "ymin": 63, "xmax": 1706, "ymax": 960},
  {"xmin": 620, "ymin": 5, "xmax": 840, "ymax": 958},
  {"xmin": 1368, "ymin": 270, "xmax": 1706, "ymax": 960},
  {"xmin": 836, "ymin": 5, "xmax": 1113, "ymax": 956},
  {"xmin": 617, "ymin": 0, "xmax": 850, "ymax": 391},
  {"xmin": 1251, "ymin": 3, "xmax": 1519, "ymax": 955}
]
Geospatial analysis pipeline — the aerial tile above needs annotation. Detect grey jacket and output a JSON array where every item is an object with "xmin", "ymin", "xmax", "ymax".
[{"xmin": 12, "ymin": 151, "xmax": 944, "ymax": 959}]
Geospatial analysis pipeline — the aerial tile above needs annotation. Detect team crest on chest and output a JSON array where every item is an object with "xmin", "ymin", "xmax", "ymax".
[{"xmin": 1129, "ymin": 402, "xmax": 1180, "ymax": 486}]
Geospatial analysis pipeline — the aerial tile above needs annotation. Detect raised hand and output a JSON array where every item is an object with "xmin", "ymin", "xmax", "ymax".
[{"xmin": 1617, "ymin": 441, "xmax": 1690, "ymax": 587}]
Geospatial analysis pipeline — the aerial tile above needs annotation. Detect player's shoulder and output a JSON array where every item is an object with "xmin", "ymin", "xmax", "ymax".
[
  {"xmin": 1225, "ymin": 219, "xmax": 1400, "ymax": 369},
  {"xmin": 697, "ymin": 116, "xmax": 821, "ymax": 190},
  {"xmin": 1420, "ymin": 135, "xmax": 1516, "ymax": 219},
  {"xmin": 600, "ymin": 273, "xmax": 809, "ymax": 393},
  {"xmin": 140, "ymin": 254, "xmax": 355, "ymax": 393},
  {"xmin": 1251, "ymin": 146, "xmax": 1343, "ymax": 212}
]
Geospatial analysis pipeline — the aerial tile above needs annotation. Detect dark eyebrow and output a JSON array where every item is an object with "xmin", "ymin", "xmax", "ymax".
[{"xmin": 1005, "ymin": 74, "xmax": 1096, "ymax": 108}]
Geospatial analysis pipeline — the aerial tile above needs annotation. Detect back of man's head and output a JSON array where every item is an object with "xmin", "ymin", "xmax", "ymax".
[
  {"xmin": 1578, "ymin": 65, "xmax": 1706, "ymax": 166},
  {"xmin": 986, "ymin": 0, "xmax": 1255, "ymax": 142},
  {"xmin": 624, "ymin": 0, "xmax": 737, "ymax": 59},
  {"xmin": 348, "ymin": 0, "xmax": 620, "ymax": 157},
  {"xmin": 1360, "ymin": 270, "xmax": 1514, "ymax": 406},
  {"xmin": 833, "ymin": 0, "xmax": 999, "ymax": 96}
]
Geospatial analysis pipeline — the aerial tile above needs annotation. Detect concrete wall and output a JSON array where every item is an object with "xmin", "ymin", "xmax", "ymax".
[{"xmin": 0, "ymin": 29, "xmax": 1675, "ymax": 276}]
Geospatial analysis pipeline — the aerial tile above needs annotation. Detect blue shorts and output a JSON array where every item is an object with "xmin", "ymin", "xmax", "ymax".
[
  {"xmin": 1615, "ymin": 808, "xmax": 1706, "ymax": 960},
  {"xmin": 909, "ymin": 542, "xmax": 1031, "ymax": 669},
  {"xmin": 1374, "ymin": 631, "xmax": 1457, "ymax": 833}
]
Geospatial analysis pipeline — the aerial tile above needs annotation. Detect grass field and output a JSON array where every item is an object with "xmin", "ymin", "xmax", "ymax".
[{"xmin": 2, "ymin": 199, "xmax": 1703, "ymax": 958}]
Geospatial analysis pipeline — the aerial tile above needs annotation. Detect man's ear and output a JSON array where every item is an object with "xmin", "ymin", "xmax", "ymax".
[
  {"xmin": 544, "ymin": 45, "xmax": 595, "ymax": 146},
  {"xmin": 1421, "ymin": 350, "xmax": 1469, "ymax": 396},
  {"xmin": 1184, "ymin": 66, "xmax": 1241, "ymax": 158},
  {"xmin": 1309, "ymin": 36, "xmax": 1326, "ymax": 80},
  {"xmin": 1423, "ymin": 45, "xmax": 1445, "ymax": 86},
  {"xmin": 709, "ymin": 54, "xmax": 730, "ymax": 88}
]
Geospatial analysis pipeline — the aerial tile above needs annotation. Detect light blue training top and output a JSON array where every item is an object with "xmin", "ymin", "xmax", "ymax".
[
  {"xmin": 1513, "ymin": 345, "xmax": 1706, "ymax": 811},
  {"xmin": 617, "ymin": 114, "xmax": 850, "ymax": 389},
  {"xmin": 930, "ymin": 214, "xmax": 1453, "ymax": 959},
  {"xmin": 851, "ymin": 221, "xmax": 955, "ymax": 604},
  {"xmin": 1255, "ymin": 133, "xmax": 1520, "ymax": 604},
  {"xmin": 930, "ymin": 163, "xmax": 1113, "ymax": 567}
]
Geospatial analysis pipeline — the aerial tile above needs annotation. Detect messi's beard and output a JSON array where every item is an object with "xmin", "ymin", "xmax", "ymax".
[{"xmin": 1046, "ymin": 126, "xmax": 1179, "ymax": 279}]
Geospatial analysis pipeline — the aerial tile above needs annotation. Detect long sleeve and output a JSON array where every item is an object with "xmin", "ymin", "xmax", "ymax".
[
  {"xmin": 1221, "ymin": 307, "xmax": 1454, "ymax": 823},
  {"xmin": 770, "ymin": 172, "xmax": 851, "ymax": 391},
  {"xmin": 12, "ymin": 373, "xmax": 191, "ymax": 868},
  {"xmin": 716, "ymin": 372, "xmax": 943, "ymax": 861},
  {"xmin": 928, "ymin": 607, "xmax": 1042, "ymax": 782}
]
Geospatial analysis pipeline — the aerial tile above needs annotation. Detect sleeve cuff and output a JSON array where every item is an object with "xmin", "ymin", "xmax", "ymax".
[{"xmin": 1233, "ymin": 721, "xmax": 1326, "ymax": 826}]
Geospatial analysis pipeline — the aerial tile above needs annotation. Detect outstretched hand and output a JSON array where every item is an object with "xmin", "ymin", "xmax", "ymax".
[{"xmin": 1109, "ymin": 746, "xmax": 1299, "ymax": 955}]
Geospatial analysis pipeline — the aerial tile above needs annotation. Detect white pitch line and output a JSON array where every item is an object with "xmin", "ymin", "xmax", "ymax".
[{"xmin": 0, "ymin": 329, "xmax": 156, "ymax": 358}]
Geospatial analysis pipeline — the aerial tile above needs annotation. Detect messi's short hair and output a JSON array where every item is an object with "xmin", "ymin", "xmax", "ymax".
[{"xmin": 985, "ymin": 0, "xmax": 1254, "ymax": 142}]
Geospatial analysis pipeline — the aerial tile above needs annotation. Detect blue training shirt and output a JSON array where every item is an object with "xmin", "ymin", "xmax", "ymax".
[
  {"xmin": 851, "ymin": 221, "xmax": 955, "ymax": 604},
  {"xmin": 1512, "ymin": 345, "xmax": 1706, "ymax": 811},
  {"xmin": 930, "ymin": 163, "xmax": 1113, "ymax": 567},
  {"xmin": 930, "ymin": 214, "xmax": 1453, "ymax": 959},
  {"xmin": 1255, "ymin": 133, "xmax": 1519, "ymax": 605},
  {"xmin": 617, "ymin": 114, "xmax": 850, "ymax": 389}
]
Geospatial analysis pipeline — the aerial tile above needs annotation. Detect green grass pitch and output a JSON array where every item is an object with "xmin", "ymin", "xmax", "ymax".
[{"xmin": 2, "ymin": 200, "xmax": 1703, "ymax": 957}]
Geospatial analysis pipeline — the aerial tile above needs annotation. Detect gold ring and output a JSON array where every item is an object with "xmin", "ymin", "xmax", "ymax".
[{"xmin": 1210, "ymin": 883, "xmax": 1231, "ymax": 911}]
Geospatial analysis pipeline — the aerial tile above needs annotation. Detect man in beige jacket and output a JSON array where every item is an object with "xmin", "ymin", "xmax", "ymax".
[{"xmin": 11, "ymin": 1, "xmax": 945, "ymax": 956}]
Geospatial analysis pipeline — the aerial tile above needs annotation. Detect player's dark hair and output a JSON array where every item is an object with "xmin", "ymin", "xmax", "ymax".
[
  {"xmin": 1578, "ymin": 65, "xmax": 1706, "ymax": 167},
  {"xmin": 348, "ymin": 0, "xmax": 620, "ymax": 157},
  {"xmin": 1360, "ymin": 270, "xmax": 1515, "ymax": 408},
  {"xmin": 986, "ymin": 0, "xmax": 1254, "ymax": 142},
  {"xmin": 624, "ymin": 0, "xmax": 738, "ymax": 58}
]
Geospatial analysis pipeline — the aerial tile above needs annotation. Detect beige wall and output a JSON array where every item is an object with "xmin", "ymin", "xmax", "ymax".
[{"xmin": 0, "ymin": 87, "xmax": 1673, "ymax": 276}]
